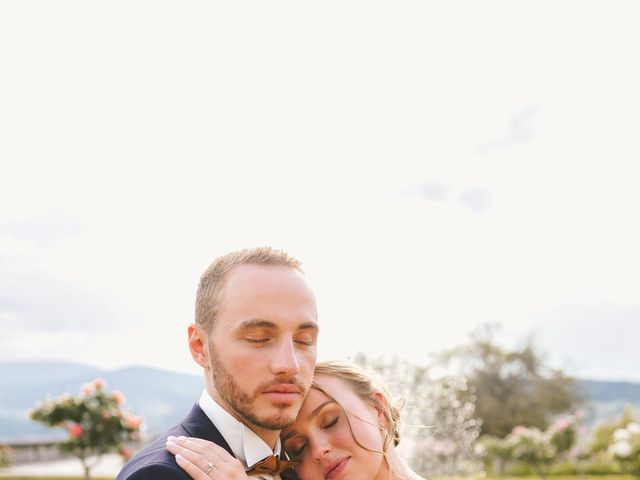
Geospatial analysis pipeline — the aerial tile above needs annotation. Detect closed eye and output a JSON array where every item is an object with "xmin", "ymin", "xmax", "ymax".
[
  {"xmin": 286, "ymin": 441, "xmax": 307, "ymax": 459},
  {"xmin": 323, "ymin": 416, "xmax": 338, "ymax": 429}
]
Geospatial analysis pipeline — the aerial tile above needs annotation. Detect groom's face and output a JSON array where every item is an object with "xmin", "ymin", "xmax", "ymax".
[{"xmin": 206, "ymin": 264, "xmax": 318, "ymax": 431}]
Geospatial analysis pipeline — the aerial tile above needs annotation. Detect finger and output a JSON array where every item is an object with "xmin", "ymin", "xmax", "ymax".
[
  {"xmin": 169, "ymin": 436, "xmax": 235, "ymax": 464},
  {"xmin": 175, "ymin": 453, "xmax": 209, "ymax": 480},
  {"xmin": 176, "ymin": 453, "xmax": 247, "ymax": 480},
  {"xmin": 167, "ymin": 442, "xmax": 211, "ymax": 472}
]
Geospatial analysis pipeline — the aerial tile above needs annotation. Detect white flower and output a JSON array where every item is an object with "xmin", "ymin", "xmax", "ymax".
[
  {"xmin": 626, "ymin": 422, "xmax": 640, "ymax": 435},
  {"xmin": 613, "ymin": 428, "xmax": 630, "ymax": 442},
  {"xmin": 609, "ymin": 440, "xmax": 632, "ymax": 458}
]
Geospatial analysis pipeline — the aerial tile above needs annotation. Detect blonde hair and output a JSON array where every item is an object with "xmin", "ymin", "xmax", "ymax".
[
  {"xmin": 195, "ymin": 247, "xmax": 303, "ymax": 332},
  {"xmin": 313, "ymin": 360, "xmax": 402, "ymax": 449}
]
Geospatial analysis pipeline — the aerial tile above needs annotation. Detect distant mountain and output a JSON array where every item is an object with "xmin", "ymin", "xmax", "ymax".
[
  {"xmin": 1, "ymin": 361, "xmax": 639, "ymax": 442},
  {"xmin": 581, "ymin": 379, "xmax": 640, "ymax": 402},
  {"xmin": 579, "ymin": 379, "xmax": 640, "ymax": 423},
  {"xmin": 0, "ymin": 361, "xmax": 203, "ymax": 442}
]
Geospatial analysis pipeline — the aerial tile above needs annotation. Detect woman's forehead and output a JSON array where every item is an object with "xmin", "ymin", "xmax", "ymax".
[
  {"xmin": 308, "ymin": 374, "xmax": 362, "ymax": 410},
  {"xmin": 313, "ymin": 373, "xmax": 347, "ymax": 392}
]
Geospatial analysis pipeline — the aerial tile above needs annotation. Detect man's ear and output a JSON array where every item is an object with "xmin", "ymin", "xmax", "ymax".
[{"xmin": 188, "ymin": 323, "xmax": 209, "ymax": 368}]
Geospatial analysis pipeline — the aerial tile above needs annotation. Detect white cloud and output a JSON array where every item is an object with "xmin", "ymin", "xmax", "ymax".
[
  {"xmin": 477, "ymin": 105, "xmax": 538, "ymax": 155},
  {"xmin": 458, "ymin": 187, "xmax": 492, "ymax": 214}
]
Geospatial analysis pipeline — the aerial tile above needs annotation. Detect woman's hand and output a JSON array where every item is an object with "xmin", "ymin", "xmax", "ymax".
[{"xmin": 166, "ymin": 436, "xmax": 249, "ymax": 480}]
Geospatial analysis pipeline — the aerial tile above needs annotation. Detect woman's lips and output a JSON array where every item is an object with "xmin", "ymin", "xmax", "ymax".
[{"xmin": 324, "ymin": 457, "xmax": 349, "ymax": 479}]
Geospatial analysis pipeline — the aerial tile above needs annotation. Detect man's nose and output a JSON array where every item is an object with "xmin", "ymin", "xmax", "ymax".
[{"xmin": 270, "ymin": 338, "xmax": 301, "ymax": 376}]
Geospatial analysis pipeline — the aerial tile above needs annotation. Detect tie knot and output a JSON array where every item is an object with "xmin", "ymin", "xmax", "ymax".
[{"xmin": 246, "ymin": 455, "xmax": 298, "ymax": 476}]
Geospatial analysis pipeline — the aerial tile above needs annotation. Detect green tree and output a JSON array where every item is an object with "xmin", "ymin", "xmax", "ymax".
[
  {"xmin": 29, "ymin": 378, "xmax": 142, "ymax": 480},
  {"xmin": 437, "ymin": 324, "xmax": 582, "ymax": 437}
]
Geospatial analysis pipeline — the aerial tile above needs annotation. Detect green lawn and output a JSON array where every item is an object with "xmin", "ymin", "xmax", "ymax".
[{"xmin": 432, "ymin": 477, "xmax": 637, "ymax": 480}]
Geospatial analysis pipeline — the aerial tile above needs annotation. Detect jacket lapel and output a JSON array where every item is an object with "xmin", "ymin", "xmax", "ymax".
[{"xmin": 179, "ymin": 403, "xmax": 234, "ymax": 457}]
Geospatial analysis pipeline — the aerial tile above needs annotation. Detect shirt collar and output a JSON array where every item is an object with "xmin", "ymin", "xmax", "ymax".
[{"xmin": 198, "ymin": 390, "xmax": 282, "ymax": 469}]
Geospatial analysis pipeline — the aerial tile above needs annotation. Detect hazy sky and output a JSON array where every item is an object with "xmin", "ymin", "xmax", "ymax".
[{"xmin": 1, "ymin": 1, "xmax": 638, "ymax": 382}]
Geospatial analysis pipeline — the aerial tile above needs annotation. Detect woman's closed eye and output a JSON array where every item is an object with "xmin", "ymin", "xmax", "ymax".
[
  {"xmin": 286, "ymin": 440, "xmax": 307, "ymax": 458},
  {"xmin": 322, "ymin": 416, "xmax": 339, "ymax": 429}
]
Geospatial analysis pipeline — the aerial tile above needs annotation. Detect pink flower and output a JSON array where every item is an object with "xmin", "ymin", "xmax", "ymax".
[
  {"xmin": 119, "ymin": 446, "xmax": 133, "ymax": 461},
  {"xmin": 68, "ymin": 423, "xmax": 84, "ymax": 438},
  {"xmin": 512, "ymin": 425, "xmax": 527, "ymax": 435},
  {"xmin": 81, "ymin": 383, "xmax": 94, "ymax": 395},
  {"xmin": 125, "ymin": 415, "xmax": 141, "ymax": 429},
  {"xmin": 112, "ymin": 390, "xmax": 126, "ymax": 405},
  {"xmin": 93, "ymin": 378, "xmax": 106, "ymax": 391},
  {"xmin": 552, "ymin": 418, "xmax": 572, "ymax": 432}
]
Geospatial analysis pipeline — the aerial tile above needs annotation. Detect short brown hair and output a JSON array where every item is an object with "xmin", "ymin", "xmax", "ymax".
[{"xmin": 195, "ymin": 247, "xmax": 303, "ymax": 332}]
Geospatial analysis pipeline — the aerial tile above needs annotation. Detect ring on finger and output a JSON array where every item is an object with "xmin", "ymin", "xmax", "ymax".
[{"xmin": 204, "ymin": 461, "xmax": 214, "ymax": 475}]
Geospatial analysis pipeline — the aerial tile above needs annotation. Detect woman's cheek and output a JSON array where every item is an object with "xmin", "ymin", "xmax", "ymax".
[{"xmin": 296, "ymin": 461, "xmax": 318, "ymax": 480}]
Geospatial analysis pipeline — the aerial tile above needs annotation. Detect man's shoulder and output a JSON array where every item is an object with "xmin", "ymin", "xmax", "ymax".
[
  {"xmin": 117, "ymin": 425, "xmax": 189, "ymax": 480},
  {"xmin": 118, "ymin": 462, "xmax": 188, "ymax": 480},
  {"xmin": 117, "ymin": 404, "xmax": 232, "ymax": 480}
]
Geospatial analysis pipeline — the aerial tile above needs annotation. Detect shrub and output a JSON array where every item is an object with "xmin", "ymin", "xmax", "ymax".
[{"xmin": 28, "ymin": 378, "xmax": 142, "ymax": 480}]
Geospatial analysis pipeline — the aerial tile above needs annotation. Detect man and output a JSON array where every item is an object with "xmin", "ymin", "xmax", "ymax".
[{"xmin": 117, "ymin": 247, "xmax": 319, "ymax": 480}]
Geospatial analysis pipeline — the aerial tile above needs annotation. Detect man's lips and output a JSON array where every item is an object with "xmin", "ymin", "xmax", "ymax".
[
  {"xmin": 324, "ymin": 457, "xmax": 349, "ymax": 479},
  {"xmin": 263, "ymin": 384, "xmax": 301, "ymax": 394}
]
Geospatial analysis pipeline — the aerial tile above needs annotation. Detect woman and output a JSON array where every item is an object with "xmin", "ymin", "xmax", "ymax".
[{"xmin": 166, "ymin": 360, "xmax": 424, "ymax": 480}]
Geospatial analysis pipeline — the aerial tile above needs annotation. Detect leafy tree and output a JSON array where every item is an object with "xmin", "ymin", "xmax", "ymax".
[
  {"xmin": 29, "ymin": 378, "xmax": 143, "ymax": 480},
  {"xmin": 437, "ymin": 324, "xmax": 583, "ymax": 437}
]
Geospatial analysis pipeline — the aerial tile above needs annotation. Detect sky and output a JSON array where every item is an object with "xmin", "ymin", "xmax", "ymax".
[{"xmin": 1, "ymin": 1, "xmax": 639, "ymax": 382}]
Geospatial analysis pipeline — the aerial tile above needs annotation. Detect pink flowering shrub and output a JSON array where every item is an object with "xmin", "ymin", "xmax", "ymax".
[
  {"xmin": 483, "ymin": 414, "xmax": 579, "ymax": 477},
  {"xmin": 28, "ymin": 378, "xmax": 143, "ymax": 480}
]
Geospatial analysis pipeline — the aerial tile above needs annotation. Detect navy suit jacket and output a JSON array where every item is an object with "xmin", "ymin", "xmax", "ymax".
[{"xmin": 116, "ymin": 404, "xmax": 233, "ymax": 480}]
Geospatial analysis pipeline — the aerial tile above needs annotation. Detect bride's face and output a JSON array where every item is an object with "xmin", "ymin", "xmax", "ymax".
[{"xmin": 281, "ymin": 374, "xmax": 386, "ymax": 480}]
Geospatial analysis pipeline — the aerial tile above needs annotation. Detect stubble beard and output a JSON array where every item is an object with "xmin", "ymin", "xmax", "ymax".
[{"xmin": 208, "ymin": 345, "xmax": 302, "ymax": 431}]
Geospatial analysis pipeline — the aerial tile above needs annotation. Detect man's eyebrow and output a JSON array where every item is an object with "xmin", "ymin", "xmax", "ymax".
[
  {"xmin": 298, "ymin": 322, "xmax": 319, "ymax": 332},
  {"xmin": 281, "ymin": 400, "xmax": 334, "ymax": 442},
  {"xmin": 236, "ymin": 319, "xmax": 277, "ymax": 330},
  {"xmin": 235, "ymin": 320, "xmax": 319, "ymax": 331}
]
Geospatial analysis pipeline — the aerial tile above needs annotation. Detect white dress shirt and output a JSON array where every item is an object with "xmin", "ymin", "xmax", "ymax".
[{"xmin": 198, "ymin": 390, "xmax": 283, "ymax": 479}]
